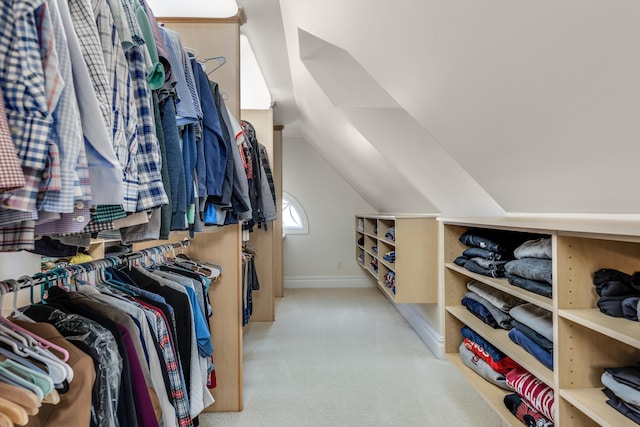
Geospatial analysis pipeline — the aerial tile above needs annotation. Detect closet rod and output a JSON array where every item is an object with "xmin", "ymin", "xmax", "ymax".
[{"xmin": 1, "ymin": 238, "xmax": 191, "ymax": 293}]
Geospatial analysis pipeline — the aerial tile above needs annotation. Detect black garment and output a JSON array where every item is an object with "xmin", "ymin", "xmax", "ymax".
[
  {"xmin": 459, "ymin": 228, "xmax": 535, "ymax": 255},
  {"xmin": 594, "ymin": 268, "xmax": 632, "ymax": 286},
  {"xmin": 126, "ymin": 267, "xmax": 194, "ymax": 397},
  {"xmin": 605, "ymin": 366, "xmax": 640, "ymax": 391},
  {"xmin": 24, "ymin": 304, "xmax": 107, "ymax": 427},
  {"xmin": 153, "ymin": 91, "xmax": 172, "ymax": 240},
  {"xmin": 258, "ymin": 143, "xmax": 276, "ymax": 208},
  {"xmin": 503, "ymin": 393, "xmax": 553, "ymax": 427},
  {"xmin": 108, "ymin": 268, "xmax": 178, "ymax": 335},
  {"xmin": 43, "ymin": 289, "xmax": 139, "ymax": 427},
  {"xmin": 603, "ymin": 387, "xmax": 640, "ymax": 424},
  {"xmin": 208, "ymin": 80, "xmax": 233, "ymax": 208},
  {"xmin": 241, "ymin": 120, "xmax": 264, "ymax": 231},
  {"xmin": 598, "ymin": 296, "xmax": 628, "ymax": 318}
]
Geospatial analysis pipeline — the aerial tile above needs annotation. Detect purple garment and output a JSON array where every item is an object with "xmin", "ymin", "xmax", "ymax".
[{"xmin": 118, "ymin": 324, "xmax": 160, "ymax": 427}]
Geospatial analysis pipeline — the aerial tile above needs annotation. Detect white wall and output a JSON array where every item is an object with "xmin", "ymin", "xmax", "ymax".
[
  {"xmin": 0, "ymin": 251, "xmax": 42, "ymax": 316},
  {"xmin": 282, "ymin": 135, "xmax": 373, "ymax": 289}
]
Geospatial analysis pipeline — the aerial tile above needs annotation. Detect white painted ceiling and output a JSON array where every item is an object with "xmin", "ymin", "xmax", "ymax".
[{"xmin": 238, "ymin": 0, "xmax": 640, "ymax": 216}]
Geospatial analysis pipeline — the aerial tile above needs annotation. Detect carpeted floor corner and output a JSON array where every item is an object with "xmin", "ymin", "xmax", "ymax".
[{"xmin": 199, "ymin": 287, "xmax": 503, "ymax": 427}]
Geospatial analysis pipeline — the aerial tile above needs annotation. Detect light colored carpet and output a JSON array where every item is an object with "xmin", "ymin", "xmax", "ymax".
[{"xmin": 199, "ymin": 288, "xmax": 503, "ymax": 427}]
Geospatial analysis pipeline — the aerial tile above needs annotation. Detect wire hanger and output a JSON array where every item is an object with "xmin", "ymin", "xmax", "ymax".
[{"xmin": 204, "ymin": 56, "xmax": 226, "ymax": 76}]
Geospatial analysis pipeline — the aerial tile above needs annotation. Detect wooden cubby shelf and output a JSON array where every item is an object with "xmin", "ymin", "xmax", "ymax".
[
  {"xmin": 442, "ymin": 216, "xmax": 640, "ymax": 426},
  {"xmin": 355, "ymin": 214, "xmax": 439, "ymax": 304}
]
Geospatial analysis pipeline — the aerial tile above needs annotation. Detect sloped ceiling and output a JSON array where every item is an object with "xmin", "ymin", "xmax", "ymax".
[{"xmin": 239, "ymin": 0, "xmax": 640, "ymax": 216}]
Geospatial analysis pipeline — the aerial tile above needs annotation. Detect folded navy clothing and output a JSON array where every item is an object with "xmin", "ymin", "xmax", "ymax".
[
  {"xmin": 605, "ymin": 366, "xmax": 640, "ymax": 391},
  {"xmin": 454, "ymin": 255, "xmax": 469, "ymax": 267},
  {"xmin": 597, "ymin": 280, "xmax": 639, "ymax": 298},
  {"xmin": 511, "ymin": 319, "xmax": 553, "ymax": 352},
  {"xmin": 461, "ymin": 326, "xmax": 506, "ymax": 362},
  {"xmin": 464, "ymin": 291, "xmax": 512, "ymax": 330},
  {"xmin": 508, "ymin": 327, "xmax": 553, "ymax": 370},
  {"xmin": 622, "ymin": 297, "xmax": 640, "ymax": 321},
  {"xmin": 594, "ymin": 268, "xmax": 631, "ymax": 286},
  {"xmin": 459, "ymin": 228, "xmax": 541, "ymax": 255},
  {"xmin": 598, "ymin": 296, "xmax": 627, "ymax": 318},
  {"xmin": 603, "ymin": 387, "xmax": 640, "ymax": 424},
  {"xmin": 462, "ymin": 297, "xmax": 499, "ymax": 328}
]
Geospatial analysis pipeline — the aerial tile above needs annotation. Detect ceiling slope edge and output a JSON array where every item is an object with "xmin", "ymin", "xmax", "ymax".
[{"xmin": 297, "ymin": 28, "xmax": 504, "ymax": 217}]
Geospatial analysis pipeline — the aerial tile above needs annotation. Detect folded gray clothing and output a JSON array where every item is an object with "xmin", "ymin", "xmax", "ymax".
[
  {"xmin": 511, "ymin": 319, "xmax": 553, "ymax": 352},
  {"xmin": 464, "ymin": 291, "xmax": 513, "ymax": 330},
  {"xmin": 602, "ymin": 371, "xmax": 640, "ymax": 408},
  {"xmin": 509, "ymin": 303, "xmax": 553, "ymax": 342},
  {"xmin": 459, "ymin": 343, "xmax": 513, "ymax": 391},
  {"xmin": 467, "ymin": 280, "xmax": 526, "ymax": 313},
  {"xmin": 470, "ymin": 257, "xmax": 509, "ymax": 270},
  {"xmin": 505, "ymin": 258, "xmax": 553, "ymax": 285},
  {"xmin": 514, "ymin": 237, "xmax": 552, "ymax": 260}
]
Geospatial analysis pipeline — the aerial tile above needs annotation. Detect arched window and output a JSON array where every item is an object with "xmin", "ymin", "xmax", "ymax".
[{"xmin": 282, "ymin": 192, "xmax": 308, "ymax": 235}]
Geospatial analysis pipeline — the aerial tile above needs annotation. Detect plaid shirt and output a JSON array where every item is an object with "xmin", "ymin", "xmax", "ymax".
[
  {"xmin": 0, "ymin": 87, "xmax": 25, "ymax": 193},
  {"xmin": 0, "ymin": 0, "xmax": 52, "ymax": 231},
  {"xmin": 126, "ymin": 46, "xmax": 168, "ymax": 211},
  {"xmin": 67, "ymin": 0, "xmax": 113, "ymax": 151},
  {"xmin": 138, "ymin": 300, "xmax": 194, "ymax": 427},
  {"xmin": 39, "ymin": 0, "xmax": 92, "ymax": 214},
  {"xmin": 116, "ymin": 0, "xmax": 145, "ymax": 48},
  {"xmin": 106, "ymin": 0, "xmax": 136, "ymax": 50},
  {"xmin": 0, "ymin": 220, "xmax": 35, "ymax": 251},
  {"xmin": 94, "ymin": 0, "xmax": 140, "ymax": 212}
]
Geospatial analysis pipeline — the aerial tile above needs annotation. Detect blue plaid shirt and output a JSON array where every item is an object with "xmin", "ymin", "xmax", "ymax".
[
  {"xmin": 126, "ymin": 46, "xmax": 168, "ymax": 211},
  {"xmin": 39, "ymin": 0, "xmax": 92, "ymax": 215}
]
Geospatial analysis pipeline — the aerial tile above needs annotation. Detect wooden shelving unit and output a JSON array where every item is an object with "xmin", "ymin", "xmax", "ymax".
[
  {"xmin": 442, "ymin": 217, "xmax": 640, "ymax": 426},
  {"xmin": 355, "ymin": 214, "xmax": 439, "ymax": 303}
]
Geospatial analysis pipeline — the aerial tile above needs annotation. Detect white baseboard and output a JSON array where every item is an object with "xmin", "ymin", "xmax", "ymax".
[
  {"xmin": 284, "ymin": 275, "xmax": 374, "ymax": 289},
  {"xmin": 394, "ymin": 303, "xmax": 445, "ymax": 360}
]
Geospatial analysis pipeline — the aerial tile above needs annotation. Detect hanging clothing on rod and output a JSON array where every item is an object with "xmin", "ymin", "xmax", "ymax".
[{"xmin": 0, "ymin": 238, "xmax": 223, "ymax": 427}]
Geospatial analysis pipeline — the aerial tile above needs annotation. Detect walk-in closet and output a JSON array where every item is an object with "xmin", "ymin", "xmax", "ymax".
[{"xmin": 3, "ymin": 1, "xmax": 640, "ymax": 426}]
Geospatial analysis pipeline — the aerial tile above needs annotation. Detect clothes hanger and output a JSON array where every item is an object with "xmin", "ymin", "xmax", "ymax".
[
  {"xmin": 204, "ymin": 56, "xmax": 226, "ymax": 76},
  {"xmin": 5, "ymin": 278, "xmax": 71, "ymax": 363},
  {"xmin": 0, "ymin": 359, "xmax": 54, "ymax": 398},
  {"xmin": 184, "ymin": 46, "xmax": 198, "ymax": 58}
]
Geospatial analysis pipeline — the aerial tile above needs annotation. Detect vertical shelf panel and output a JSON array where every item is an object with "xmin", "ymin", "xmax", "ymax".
[
  {"xmin": 241, "ymin": 109, "xmax": 276, "ymax": 322},
  {"xmin": 354, "ymin": 214, "xmax": 439, "ymax": 304},
  {"xmin": 443, "ymin": 217, "xmax": 640, "ymax": 426},
  {"xmin": 153, "ymin": 14, "xmax": 245, "ymax": 413}
]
